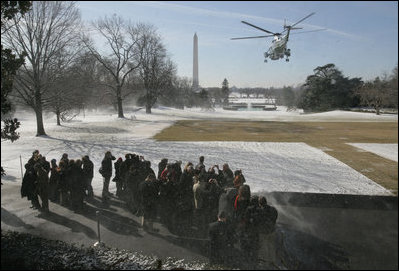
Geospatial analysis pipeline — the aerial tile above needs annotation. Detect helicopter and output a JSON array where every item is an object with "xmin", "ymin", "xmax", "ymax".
[{"xmin": 231, "ymin": 12, "xmax": 324, "ymax": 62}]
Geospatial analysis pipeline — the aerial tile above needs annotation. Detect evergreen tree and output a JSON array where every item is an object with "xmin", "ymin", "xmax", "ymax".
[
  {"xmin": 298, "ymin": 63, "xmax": 362, "ymax": 112},
  {"xmin": 1, "ymin": 1, "xmax": 31, "ymax": 142},
  {"xmin": 221, "ymin": 78, "xmax": 230, "ymax": 106}
]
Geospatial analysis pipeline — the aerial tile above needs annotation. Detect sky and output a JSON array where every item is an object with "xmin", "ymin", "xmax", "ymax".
[{"xmin": 76, "ymin": 1, "xmax": 398, "ymax": 88}]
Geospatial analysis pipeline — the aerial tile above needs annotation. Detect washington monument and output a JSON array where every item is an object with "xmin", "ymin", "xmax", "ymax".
[{"xmin": 192, "ymin": 33, "xmax": 199, "ymax": 90}]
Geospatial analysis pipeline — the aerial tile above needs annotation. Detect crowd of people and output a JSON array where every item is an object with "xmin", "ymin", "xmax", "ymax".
[
  {"xmin": 21, "ymin": 150, "xmax": 94, "ymax": 213},
  {"xmin": 21, "ymin": 150, "xmax": 278, "ymax": 265}
]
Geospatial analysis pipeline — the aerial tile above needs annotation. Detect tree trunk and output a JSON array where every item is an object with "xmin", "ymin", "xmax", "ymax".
[
  {"xmin": 35, "ymin": 108, "xmax": 46, "ymax": 136},
  {"xmin": 56, "ymin": 109, "xmax": 61, "ymax": 126},
  {"xmin": 145, "ymin": 92, "xmax": 152, "ymax": 114},
  {"xmin": 146, "ymin": 103, "xmax": 152, "ymax": 114},
  {"xmin": 35, "ymin": 91, "xmax": 46, "ymax": 136},
  {"xmin": 116, "ymin": 85, "xmax": 124, "ymax": 118}
]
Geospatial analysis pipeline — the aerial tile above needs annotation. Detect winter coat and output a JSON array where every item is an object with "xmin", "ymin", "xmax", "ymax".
[
  {"xmin": 176, "ymin": 171, "xmax": 194, "ymax": 212},
  {"xmin": 21, "ymin": 167, "xmax": 37, "ymax": 200},
  {"xmin": 112, "ymin": 159, "xmax": 123, "ymax": 182},
  {"xmin": 258, "ymin": 205, "xmax": 278, "ymax": 234},
  {"xmin": 222, "ymin": 168, "xmax": 234, "ymax": 188},
  {"xmin": 120, "ymin": 158, "xmax": 133, "ymax": 183},
  {"xmin": 101, "ymin": 156, "xmax": 114, "ymax": 178},
  {"xmin": 139, "ymin": 180, "xmax": 158, "ymax": 219},
  {"xmin": 82, "ymin": 160, "xmax": 94, "ymax": 179},
  {"xmin": 36, "ymin": 166, "xmax": 49, "ymax": 196},
  {"xmin": 208, "ymin": 220, "xmax": 230, "ymax": 263},
  {"xmin": 218, "ymin": 188, "xmax": 238, "ymax": 221},
  {"xmin": 193, "ymin": 181, "xmax": 211, "ymax": 210}
]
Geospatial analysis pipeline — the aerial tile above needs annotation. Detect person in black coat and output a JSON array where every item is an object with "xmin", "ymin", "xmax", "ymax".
[
  {"xmin": 82, "ymin": 155, "xmax": 94, "ymax": 198},
  {"xmin": 112, "ymin": 157, "xmax": 123, "ymax": 197},
  {"xmin": 176, "ymin": 163, "xmax": 195, "ymax": 233},
  {"xmin": 58, "ymin": 160, "xmax": 69, "ymax": 206},
  {"xmin": 69, "ymin": 159, "xmax": 85, "ymax": 212},
  {"xmin": 195, "ymin": 156, "xmax": 205, "ymax": 172},
  {"xmin": 38, "ymin": 155, "xmax": 50, "ymax": 175},
  {"xmin": 241, "ymin": 196, "xmax": 262, "ymax": 263},
  {"xmin": 34, "ymin": 162, "xmax": 49, "ymax": 212},
  {"xmin": 208, "ymin": 211, "xmax": 231, "ymax": 265},
  {"xmin": 258, "ymin": 196, "xmax": 278, "ymax": 234},
  {"xmin": 100, "ymin": 151, "xmax": 116, "ymax": 200},
  {"xmin": 119, "ymin": 154, "xmax": 133, "ymax": 197},
  {"xmin": 21, "ymin": 156, "xmax": 40, "ymax": 209},
  {"xmin": 48, "ymin": 159, "xmax": 60, "ymax": 202},
  {"xmin": 125, "ymin": 163, "xmax": 141, "ymax": 213},
  {"xmin": 138, "ymin": 173, "xmax": 159, "ymax": 232},
  {"xmin": 60, "ymin": 153, "xmax": 69, "ymax": 166},
  {"xmin": 158, "ymin": 172, "xmax": 178, "ymax": 230},
  {"xmin": 221, "ymin": 163, "xmax": 234, "ymax": 188}
]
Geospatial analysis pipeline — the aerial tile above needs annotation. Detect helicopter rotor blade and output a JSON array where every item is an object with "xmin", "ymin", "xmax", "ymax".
[
  {"xmin": 241, "ymin": 21, "xmax": 276, "ymax": 35},
  {"xmin": 289, "ymin": 28, "xmax": 326, "ymax": 35},
  {"xmin": 290, "ymin": 12, "xmax": 315, "ymax": 28},
  {"xmin": 231, "ymin": 34, "xmax": 275, "ymax": 40}
]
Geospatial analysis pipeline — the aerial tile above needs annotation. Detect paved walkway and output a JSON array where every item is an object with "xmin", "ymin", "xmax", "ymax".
[{"xmin": 1, "ymin": 182, "xmax": 208, "ymax": 263}]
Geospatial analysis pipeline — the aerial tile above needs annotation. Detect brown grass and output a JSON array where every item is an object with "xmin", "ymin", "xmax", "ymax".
[{"xmin": 154, "ymin": 121, "xmax": 398, "ymax": 194}]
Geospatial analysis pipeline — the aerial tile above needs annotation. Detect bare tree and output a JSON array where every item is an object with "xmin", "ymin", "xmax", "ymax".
[
  {"xmin": 47, "ymin": 52, "xmax": 91, "ymax": 125},
  {"xmin": 356, "ymin": 76, "xmax": 391, "ymax": 115},
  {"xmin": 137, "ymin": 24, "xmax": 176, "ymax": 114},
  {"xmin": 82, "ymin": 15, "xmax": 143, "ymax": 118},
  {"xmin": 3, "ymin": 1, "xmax": 81, "ymax": 135}
]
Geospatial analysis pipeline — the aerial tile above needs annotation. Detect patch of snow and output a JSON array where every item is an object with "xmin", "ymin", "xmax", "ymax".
[{"xmin": 347, "ymin": 143, "xmax": 398, "ymax": 162}]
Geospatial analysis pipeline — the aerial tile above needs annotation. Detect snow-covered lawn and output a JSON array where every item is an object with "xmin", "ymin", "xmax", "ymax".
[
  {"xmin": 347, "ymin": 143, "xmax": 398, "ymax": 162},
  {"xmin": 1, "ymin": 106, "xmax": 396, "ymax": 196}
]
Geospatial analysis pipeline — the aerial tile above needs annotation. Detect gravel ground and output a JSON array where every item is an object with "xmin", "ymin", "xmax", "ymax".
[{"xmin": 1, "ymin": 230, "xmax": 215, "ymax": 270}]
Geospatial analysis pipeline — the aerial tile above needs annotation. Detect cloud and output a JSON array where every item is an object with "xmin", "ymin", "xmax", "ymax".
[
  {"xmin": 133, "ymin": 1, "xmax": 362, "ymax": 40},
  {"xmin": 134, "ymin": 1, "xmax": 282, "ymax": 24}
]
